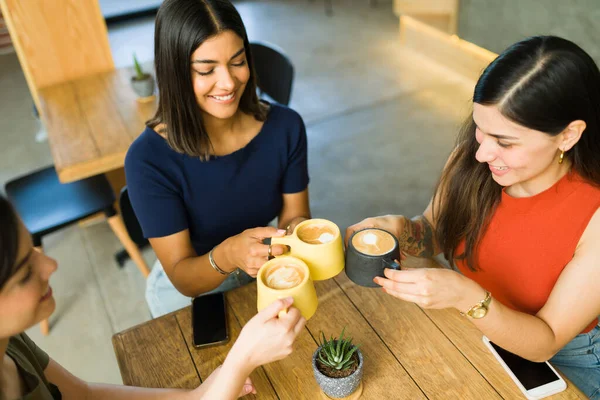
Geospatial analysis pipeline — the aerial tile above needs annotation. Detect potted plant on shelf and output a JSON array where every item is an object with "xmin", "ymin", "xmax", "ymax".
[
  {"xmin": 313, "ymin": 327, "xmax": 364, "ymax": 399},
  {"xmin": 130, "ymin": 53, "xmax": 155, "ymax": 100}
]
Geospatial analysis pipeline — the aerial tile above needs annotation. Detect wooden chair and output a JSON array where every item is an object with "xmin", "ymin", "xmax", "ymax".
[{"xmin": 0, "ymin": 0, "xmax": 148, "ymax": 334}]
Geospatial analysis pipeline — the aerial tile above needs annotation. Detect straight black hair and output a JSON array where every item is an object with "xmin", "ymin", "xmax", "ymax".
[{"xmin": 149, "ymin": 0, "xmax": 267, "ymax": 159}]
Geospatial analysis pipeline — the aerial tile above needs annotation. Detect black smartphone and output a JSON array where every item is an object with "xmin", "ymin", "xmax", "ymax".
[{"xmin": 191, "ymin": 293, "xmax": 229, "ymax": 348}]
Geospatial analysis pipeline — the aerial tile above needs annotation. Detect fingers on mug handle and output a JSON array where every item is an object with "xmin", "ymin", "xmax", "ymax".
[
  {"xmin": 270, "ymin": 244, "xmax": 289, "ymax": 257},
  {"xmin": 383, "ymin": 258, "xmax": 402, "ymax": 270},
  {"xmin": 278, "ymin": 308, "xmax": 288, "ymax": 319}
]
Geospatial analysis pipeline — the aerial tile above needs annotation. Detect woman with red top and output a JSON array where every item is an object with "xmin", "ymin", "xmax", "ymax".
[{"xmin": 347, "ymin": 36, "xmax": 600, "ymax": 398}]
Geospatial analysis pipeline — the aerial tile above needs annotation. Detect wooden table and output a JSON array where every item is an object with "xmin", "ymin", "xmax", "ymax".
[
  {"xmin": 38, "ymin": 67, "xmax": 157, "ymax": 183},
  {"xmin": 113, "ymin": 258, "xmax": 586, "ymax": 399}
]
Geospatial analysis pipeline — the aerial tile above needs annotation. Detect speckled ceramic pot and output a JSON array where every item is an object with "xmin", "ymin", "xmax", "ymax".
[
  {"xmin": 131, "ymin": 74, "xmax": 155, "ymax": 98},
  {"xmin": 312, "ymin": 345, "xmax": 363, "ymax": 398}
]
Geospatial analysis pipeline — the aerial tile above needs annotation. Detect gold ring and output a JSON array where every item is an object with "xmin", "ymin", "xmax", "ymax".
[{"xmin": 268, "ymin": 244, "xmax": 273, "ymax": 259}]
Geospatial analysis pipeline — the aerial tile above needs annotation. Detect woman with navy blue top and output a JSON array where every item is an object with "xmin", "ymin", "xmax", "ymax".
[{"xmin": 125, "ymin": 0, "xmax": 311, "ymax": 317}]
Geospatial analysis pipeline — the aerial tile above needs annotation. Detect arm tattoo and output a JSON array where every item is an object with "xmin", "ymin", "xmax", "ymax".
[{"xmin": 398, "ymin": 216, "xmax": 435, "ymax": 257}]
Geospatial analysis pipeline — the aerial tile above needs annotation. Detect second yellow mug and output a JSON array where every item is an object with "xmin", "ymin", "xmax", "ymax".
[
  {"xmin": 270, "ymin": 218, "xmax": 344, "ymax": 281},
  {"xmin": 257, "ymin": 256, "xmax": 318, "ymax": 320}
]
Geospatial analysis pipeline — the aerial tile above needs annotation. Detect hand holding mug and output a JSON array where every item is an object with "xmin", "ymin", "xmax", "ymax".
[
  {"xmin": 221, "ymin": 227, "xmax": 289, "ymax": 277},
  {"xmin": 373, "ymin": 267, "xmax": 484, "ymax": 311},
  {"xmin": 234, "ymin": 297, "xmax": 306, "ymax": 369}
]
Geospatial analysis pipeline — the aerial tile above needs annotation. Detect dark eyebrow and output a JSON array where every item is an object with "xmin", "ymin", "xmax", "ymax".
[
  {"xmin": 191, "ymin": 47, "xmax": 245, "ymax": 64},
  {"xmin": 489, "ymin": 133, "xmax": 519, "ymax": 140},
  {"xmin": 474, "ymin": 123, "xmax": 519, "ymax": 140},
  {"xmin": 14, "ymin": 249, "xmax": 33, "ymax": 273}
]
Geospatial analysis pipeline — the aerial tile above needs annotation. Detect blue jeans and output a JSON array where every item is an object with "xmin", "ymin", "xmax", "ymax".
[
  {"xmin": 550, "ymin": 323, "xmax": 600, "ymax": 399},
  {"xmin": 146, "ymin": 259, "xmax": 255, "ymax": 318}
]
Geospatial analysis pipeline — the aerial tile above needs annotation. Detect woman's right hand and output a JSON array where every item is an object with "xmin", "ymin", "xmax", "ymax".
[
  {"xmin": 345, "ymin": 215, "xmax": 406, "ymax": 247},
  {"xmin": 231, "ymin": 297, "xmax": 306, "ymax": 369},
  {"xmin": 219, "ymin": 227, "xmax": 289, "ymax": 277}
]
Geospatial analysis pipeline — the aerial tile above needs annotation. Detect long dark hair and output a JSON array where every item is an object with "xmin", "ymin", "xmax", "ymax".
[
  {"xmin": 149, "ymin": 0, "xmax": 267, "ymax": 159},
  {"xmin": 434, "ymin": 36, "xmax": 600, "ymax": 271},
  {"xmin": 0, "ymin": 196, "xmax": 20, "ymax": 289}
]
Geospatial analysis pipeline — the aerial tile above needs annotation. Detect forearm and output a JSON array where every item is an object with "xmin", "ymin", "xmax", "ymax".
[
  {"xmin": 398, "ymin": 215, "xmax": 440, "ymax": 258},
  {"xmin": 170, "ymin": 248, "xmax": 230, "ymax": 297},
  {"xmin": 457, "ymin": 283, "xmax": 560, "ymax": 362},
  {"xmin": 85, "ymin": 384, "xmax": 198, "ymax": 400},
  {"xmin": 201, "ymin": 349, "xmax": 254, "ymax": 400}
]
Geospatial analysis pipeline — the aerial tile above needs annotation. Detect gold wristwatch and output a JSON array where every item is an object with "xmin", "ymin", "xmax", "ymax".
[{"xmin": 460, "ymin": 290, "xmax": 492, "ymax": 319}]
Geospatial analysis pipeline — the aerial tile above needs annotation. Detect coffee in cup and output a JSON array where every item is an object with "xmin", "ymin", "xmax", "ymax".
[
  {"xmin": 297, "ymin": 223, "xmax": 337, "ymax": 245},
  {"xmin": 345, "ymin": 228, "xmax": 401, "ymax": 287},
  {"xmin": 270, "ymin": 219, "xmax": 345, "ymax": 281},
  {"xmin": 351, "ymin": 229, "xmax": 397, "ymax": 256},
  {"xmin": 264, "ymin": 262, "xmax": 305, "ymax": 290}
]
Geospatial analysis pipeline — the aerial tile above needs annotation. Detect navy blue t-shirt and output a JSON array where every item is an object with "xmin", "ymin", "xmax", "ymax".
[{"xmin": 125, "ymin": 103, "xmax": 309, "ymax": 256}]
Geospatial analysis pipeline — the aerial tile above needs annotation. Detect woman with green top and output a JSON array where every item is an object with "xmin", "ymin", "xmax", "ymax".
[{"xmin": 0, "ymin": 195, "xmax": 305, "ymax": 399}]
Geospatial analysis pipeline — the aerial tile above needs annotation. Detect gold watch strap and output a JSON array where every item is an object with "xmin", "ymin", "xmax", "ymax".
[{"xmin": 460, "ymin": 290, "xmax": 491, "ymax": 317}]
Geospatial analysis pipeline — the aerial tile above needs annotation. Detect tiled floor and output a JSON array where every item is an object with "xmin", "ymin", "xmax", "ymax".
[{"xmin": 0, "ymin": 0, "xmax": 473, "ymax": 385}]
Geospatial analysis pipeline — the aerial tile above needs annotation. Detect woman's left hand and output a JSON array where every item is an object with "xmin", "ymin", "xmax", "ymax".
[{"xmin": 373, "ymin": 267, "xmax": 484, "ymax": 311}]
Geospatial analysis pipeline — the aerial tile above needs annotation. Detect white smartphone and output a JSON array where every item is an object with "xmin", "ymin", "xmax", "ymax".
[{"xmin": 482, "ymin": 336, "xmax": 566, "ymax": 399}]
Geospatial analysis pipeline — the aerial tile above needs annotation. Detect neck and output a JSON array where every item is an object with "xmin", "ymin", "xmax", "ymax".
[
  {"xmin": 203, "ymin": 110, "xmax": 243, "ymax": 147},
  {"xmin": 507, "ymin": 160, "xmax": 572, "ymax": 198}
]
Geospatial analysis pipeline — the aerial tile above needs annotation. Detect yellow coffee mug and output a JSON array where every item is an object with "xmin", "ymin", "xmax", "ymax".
[
  {"xmin": 257, "ymin": 256, "xmax": 318, "ymax": 320},
  {"xmin": 270, "ymin": 218, "xmax": 344, "ymax": 281}
]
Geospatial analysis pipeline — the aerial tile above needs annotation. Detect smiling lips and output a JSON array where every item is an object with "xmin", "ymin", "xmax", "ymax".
[
  {"xmin": 40, "ymin": 286, "xmax": 52, "ymax": 302},
  {"xmin": 208, "ymin": 92, "xmax": 235, "ymax": 103},
  {"xmin": 489, "ymin": 164, "xmax": 510, "ymax": 176}
]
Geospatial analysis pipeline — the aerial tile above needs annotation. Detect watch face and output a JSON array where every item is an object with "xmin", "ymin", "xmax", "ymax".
[{"xmin": 471, "ymin": 307, "xmax": 487, "ymax": 319}]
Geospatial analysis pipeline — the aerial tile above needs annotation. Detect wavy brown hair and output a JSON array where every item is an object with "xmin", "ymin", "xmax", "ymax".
[
  {"xmin": 149, "ymin": 0, "xmax": 267, "ymax": 159},
  {"xmin": 433, "ymin": 36, "xmax": 600, "ymax": 271}
]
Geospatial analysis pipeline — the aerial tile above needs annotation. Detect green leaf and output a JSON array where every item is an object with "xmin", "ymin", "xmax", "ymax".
[
  {"xmin": 132, "ymin": 53, "xmax": 145, "ymax": 80},
  {"xmin": 341, "ymin": 346, "xmax": 358, "ymax": 365},
  {"xmin": 340, "ymin": 359, "xmax": 355, "ymax": 370}
]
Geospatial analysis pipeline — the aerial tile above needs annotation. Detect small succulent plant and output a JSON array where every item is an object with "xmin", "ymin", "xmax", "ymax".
[
  {"xmin": 317, "ymin": 327, "xmax": 360, "ymax": 371},
  {"xmin": 133, "ymin": 53, "xmax": 146, "ymax": 80}
]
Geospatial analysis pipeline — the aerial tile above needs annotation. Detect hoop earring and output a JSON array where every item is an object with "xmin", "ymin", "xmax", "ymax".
[{"xmin": 558, "ymin": 150, "xmax": 565, "ymax": 164}]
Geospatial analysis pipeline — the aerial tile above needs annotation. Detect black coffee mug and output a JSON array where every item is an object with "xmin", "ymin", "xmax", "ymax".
[{"xmin": 345, "ymin": 228, "xmax": 401, "ymax": 287}]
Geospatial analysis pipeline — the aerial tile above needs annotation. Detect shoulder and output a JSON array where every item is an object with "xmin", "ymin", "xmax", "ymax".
[
  {"xmin": 8, "ymin": 333, "xmax": 49, "ymax": 369},
  {"xmin": 126, "ymin": 126, "xmax": 158, "ymax": 165},
  {"xmin": 578, "ymin": 206, "xmax": 600, "ymax": 249},
  {"xmin": 125, "ymin": 126, "xmax": 178, "ymax": 171},
  {"xmin": 265, "ymin": 103, "xmax": 305, "ymax": 128}
]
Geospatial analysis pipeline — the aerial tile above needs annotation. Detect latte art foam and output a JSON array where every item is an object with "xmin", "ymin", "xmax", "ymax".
[
  {"xmin": 318, "ymin": 232, "xmax": 335, "ymax": 243},
  {"xmin": 352, "ymin": 229, "xmax": 396, "ymax": 256},
  {"xmin": 297, "ymin": 224, "xmax": 337, "ymax": 245},
  {"xmin": 265, "ymin": 264, "xmax": 304, "ymax": 289}
]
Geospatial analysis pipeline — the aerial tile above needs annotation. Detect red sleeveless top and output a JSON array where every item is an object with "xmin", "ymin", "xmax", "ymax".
[{"xmin": 456, "ymin": 171, "xmax": 600, "ymax": 333}]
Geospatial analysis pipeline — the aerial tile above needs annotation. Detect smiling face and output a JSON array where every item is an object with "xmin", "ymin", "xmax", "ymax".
[
  {"xmin": 0, "ymin": 220, "xmax": 57, "ymax": 338},
  {"xmin": 472, "ymin": 103, "xmax": 577, "ymax": 195},
  {"xmin": 190, "ymin": 30, "xmax": 250, "ymax": 121}
]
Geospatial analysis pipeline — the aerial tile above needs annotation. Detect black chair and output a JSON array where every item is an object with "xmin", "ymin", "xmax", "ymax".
[
  {"xmin": 115, "ymin": 187, "xmax": 149, "ymax": 266},
  {"xmin": 250, "ymin": 41, "xmax": 295, "ymax": 106},
  {"xmin": 5, "ymin": 166, "xmax": 151, "ymax": 334}
]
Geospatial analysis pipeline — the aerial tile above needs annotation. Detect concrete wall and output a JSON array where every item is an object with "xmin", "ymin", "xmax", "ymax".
[{"xmin": 457, "ymin": 0, "xmax": 600, "ymax": 66}]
